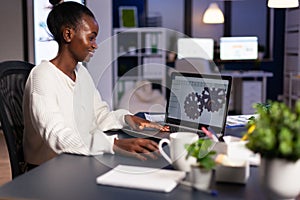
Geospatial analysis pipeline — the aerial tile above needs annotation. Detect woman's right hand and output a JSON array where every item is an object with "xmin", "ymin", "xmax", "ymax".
[{"xmin": 113, "ymin": 138, "xmax": 159, "ymax": 161}]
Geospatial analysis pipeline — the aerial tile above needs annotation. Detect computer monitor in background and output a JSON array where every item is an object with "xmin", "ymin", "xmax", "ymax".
[
  {"xmin": 220, "ymin": 36, "xmax": 258, "ymax": 60},
  {"xmin": 177, "ymin": 38, "xmax": 214, "ymax": 60}
]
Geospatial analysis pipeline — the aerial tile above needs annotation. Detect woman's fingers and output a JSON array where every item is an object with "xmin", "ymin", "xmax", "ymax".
[
  {"xmin": 114, "ymin": 147, "xmax": 148, "ymax": 161},
  {"xmin": 140, "ymin": 122, "xmax": 170, "ymax": 132},
  {"xmin": 113, "ymin": 138, "xmax": 159, "ymax": 160},
  {"xmin": 125, "ymin": 115, "xmax": 170, "ymax": 132}
]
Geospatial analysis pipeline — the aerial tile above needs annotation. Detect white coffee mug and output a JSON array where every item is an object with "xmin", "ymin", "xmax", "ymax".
[{"xmin": 158, "ymin": 132, "xmax": 199, "ymax": 172}]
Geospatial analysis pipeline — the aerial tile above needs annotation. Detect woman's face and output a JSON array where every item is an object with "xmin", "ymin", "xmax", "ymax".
[{"xmin": 69, "ymin": 14, "xmax": 99, "ymax": 62}]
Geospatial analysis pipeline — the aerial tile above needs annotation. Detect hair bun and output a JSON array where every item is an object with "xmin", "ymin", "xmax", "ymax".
[{"xmin": 49, "ymin": 0, "xmax": 63, "ymax": 6}]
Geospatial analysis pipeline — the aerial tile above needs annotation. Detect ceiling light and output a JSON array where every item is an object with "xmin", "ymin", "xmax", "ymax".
[
  {"xmin": 203, "ymin": 3, "xmax": 224, "ymax": 24},
  {"xmin": 268, "ymin": 0, "xmax": 299, "ymax": 8}
]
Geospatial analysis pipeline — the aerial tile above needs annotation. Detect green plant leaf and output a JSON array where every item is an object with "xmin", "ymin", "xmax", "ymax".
[
  {"xmin": 245, "ymin": 100, "xmax": 300, "ymax": 161},
  {"xmin": 185, "ymin": 139, "xmax": 216, "ymax": 170}
]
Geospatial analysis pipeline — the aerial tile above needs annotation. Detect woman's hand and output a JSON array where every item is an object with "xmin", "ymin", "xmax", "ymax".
[
  {"xmin": 113, "ymin": 138, "xmax": 159, "ymax": 161},
  {"xmin": 124, "ymin": 115, "xmax": 169, "ymax": 132}
]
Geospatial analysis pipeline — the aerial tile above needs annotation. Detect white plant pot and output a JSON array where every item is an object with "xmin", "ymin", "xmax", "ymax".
[
  {"xmin": 260, "ymin": 158, "xmax": 300, "ymax": 199},
  {"xmin": 190, "ymin": 165, "xmax": 212, "ymax": 190}
]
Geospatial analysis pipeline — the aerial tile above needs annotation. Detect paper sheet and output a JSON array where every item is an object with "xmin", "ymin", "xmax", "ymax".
[
  {"xmin": 96, "ymin": 165, "xmax": 186, "ymax": 193},
  {"xmin": 144, "ymin": 113, "xmax": 165, "ymax": 122},
  {"xmin": 226, "ymin": 114, "xmax": 258, "ymax": 128}
]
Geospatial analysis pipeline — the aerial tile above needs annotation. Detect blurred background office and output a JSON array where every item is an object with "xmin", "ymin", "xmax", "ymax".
[{"xmin": 0, "ymin": 0, "xmax": 292, "ymax": 112}]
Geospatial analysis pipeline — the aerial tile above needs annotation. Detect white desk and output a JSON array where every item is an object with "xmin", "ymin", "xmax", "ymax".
[{"xmin": 221, "ymin": 71, "xmax": 273, "ymax": 114}]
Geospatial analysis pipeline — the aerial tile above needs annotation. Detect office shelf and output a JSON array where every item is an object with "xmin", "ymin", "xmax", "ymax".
[
  {"xmin": 283, "ymin": 8, "xmax": 300, "ymax": 108},
  {"xmin": 112, "ymin": 28, "xmax": 167, "ymax": 109}
]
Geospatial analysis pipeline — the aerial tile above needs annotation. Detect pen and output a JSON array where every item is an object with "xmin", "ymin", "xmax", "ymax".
[
  {"xmin": 199, "ymin": 188, "xmax": 218, "ymax": 196},
  {"xmin": 201, "ymin": 127, "xmax": 219, "ymax": 142},
  {"xmin": 179, "ymin": 181, "xmax": 218, "ymax": 196},
  {"xmin": 241, "ymin": 124, "xmax": 256, "ymax": 141}
]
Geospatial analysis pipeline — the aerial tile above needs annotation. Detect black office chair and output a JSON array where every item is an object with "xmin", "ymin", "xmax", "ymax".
[{"xmin": 0, "ymin": 60, "xmax": 35, "ymax": 178}]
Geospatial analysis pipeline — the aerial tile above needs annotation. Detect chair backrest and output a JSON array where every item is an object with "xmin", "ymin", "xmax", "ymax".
[{"xmin": 0, "ymin": 60, "xmax": 34, "ymax": 178}]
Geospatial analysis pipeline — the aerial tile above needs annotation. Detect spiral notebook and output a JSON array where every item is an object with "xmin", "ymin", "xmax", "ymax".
[{"xmin": 96, "ymin": 165, "xmax": 186, "ymax": 193}]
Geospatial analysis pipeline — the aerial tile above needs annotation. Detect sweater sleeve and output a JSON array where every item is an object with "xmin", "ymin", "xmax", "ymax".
[
  {"xmin": 73, "ymin": 66, "xmax": 131, "ymax": 154},
  {"xmin": 89, "ymin": 91, "xmax": 129, "ymax": 154},
  {"xmin": 93, "ymin": 88, "xmax": 131, "ymax": 132}
]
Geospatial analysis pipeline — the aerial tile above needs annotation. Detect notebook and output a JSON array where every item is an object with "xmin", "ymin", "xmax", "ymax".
[
  {"xmin": 96, "ymin": 165, "xmax": 186, "ymax": 193},
  {"xmin": 122, "ymin": 72, "xmax": 232, "ymax": 139}
]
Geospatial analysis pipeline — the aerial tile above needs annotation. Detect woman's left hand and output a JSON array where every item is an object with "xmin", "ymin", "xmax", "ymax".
[{"xmin": 124, "ymin": 115, "xmax": 169, "ymax": 132}]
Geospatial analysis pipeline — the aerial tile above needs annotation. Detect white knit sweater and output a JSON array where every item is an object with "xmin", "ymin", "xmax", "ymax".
[{"xmin": 23, "ymin": 61, "xmax": 129, "ymax": 165}]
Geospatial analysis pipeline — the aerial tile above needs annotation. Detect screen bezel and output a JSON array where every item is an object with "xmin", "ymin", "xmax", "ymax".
[{"xmin": 165, "ymin": 72, "xmax": 232, "ymax": 135}]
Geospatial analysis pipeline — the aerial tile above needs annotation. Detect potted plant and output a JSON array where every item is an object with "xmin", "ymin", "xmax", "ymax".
[
  {"xmin": 244, "ymin": 100, "xmax": 300, "ymax": 199},
  {"xmin": 185, "ymin": 139, "xmax": 216, "ymax": 190}
]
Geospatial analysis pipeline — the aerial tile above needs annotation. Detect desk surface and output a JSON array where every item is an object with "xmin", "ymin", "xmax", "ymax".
[
  {"xmin": 0, "ymin": 152, "xmax": 269, "ymax": 200},
  {"xmin": 0, "ymin": 127, "xmax": 266, "ymax": 200}
]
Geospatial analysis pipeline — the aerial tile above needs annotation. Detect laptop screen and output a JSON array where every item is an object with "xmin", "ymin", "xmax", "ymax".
[{"xmin": 165, "ymin": 72, "xmax": 232, "ymax": 134}]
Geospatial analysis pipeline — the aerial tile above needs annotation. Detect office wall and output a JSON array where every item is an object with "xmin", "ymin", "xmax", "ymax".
[
  {"xmin": 192, "ymin": 0, "xmax": 224, "ymax": 42},
  {"xmin": 231, "ymin": 0, "xmax": 267, "ymax": 50},
  {"xmin": 148, "ymin": 0, "xmax": 184, "ymax": 33},
  {"xmin": 147, "ymin": 0, "xmax": 224, "ymax": 46},
  {"xmin": 86, "ymin": 0, "xmax": 113, "ymax": 108},
  {"xmin": 0, "ymin": 0, "xmax": 24, "ymax": 61}
]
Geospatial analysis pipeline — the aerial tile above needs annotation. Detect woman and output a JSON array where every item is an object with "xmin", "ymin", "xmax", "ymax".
[{"xmin": 23, "ymin": 1, "xmax": 168, "ymax": 166}]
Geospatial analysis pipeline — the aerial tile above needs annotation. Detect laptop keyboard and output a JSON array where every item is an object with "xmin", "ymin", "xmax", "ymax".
[{"xmin": 169, "ymin": 125, "xmax": 206, "ymax": 137}]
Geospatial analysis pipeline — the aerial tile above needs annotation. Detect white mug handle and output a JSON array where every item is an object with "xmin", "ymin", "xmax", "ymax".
[{"xmin": 158, "ymin": 138, "xmax": 172, "ymax": 164}]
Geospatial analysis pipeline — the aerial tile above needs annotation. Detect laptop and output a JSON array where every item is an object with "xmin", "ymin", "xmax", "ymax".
[{"xmin": 122, "ymin": 72, "xmax": 232, "ymax": 140}]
